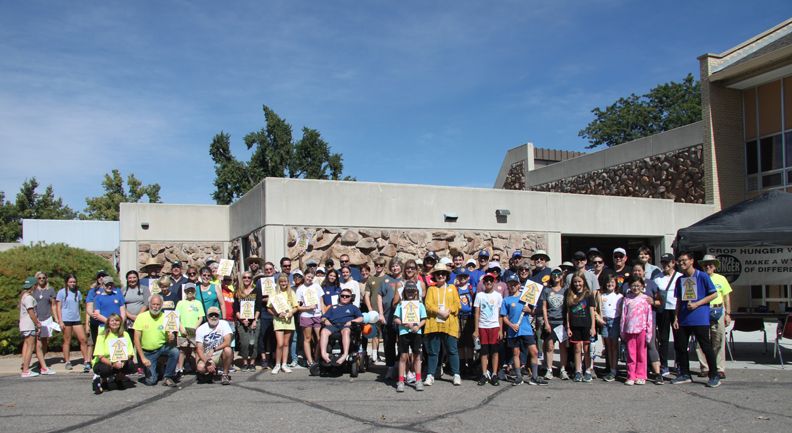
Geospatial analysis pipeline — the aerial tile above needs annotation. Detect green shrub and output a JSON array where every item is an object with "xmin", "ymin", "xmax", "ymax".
[{"xmin": 0, "ymin": 243, "xmax": 117, "ymax": 354}]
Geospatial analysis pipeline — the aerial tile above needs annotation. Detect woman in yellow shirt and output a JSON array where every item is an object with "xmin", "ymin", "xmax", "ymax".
[
  {"xmin": 423, "ymin": 264, "xmax": 462, "ymax": 387},
  {"xmin": 92, "ymin": 313, "xmax": 135, "ymax": 394}
]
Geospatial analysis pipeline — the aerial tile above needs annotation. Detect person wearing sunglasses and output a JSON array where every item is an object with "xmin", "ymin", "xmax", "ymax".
[
  {"xmin": 566, "ymin": 251, "xmax": 600, "ymax": 293},
  {"xmin": 319, "ymin": 288, "xmax": 363, "ymax": 365},
  {"xmin": 133, "ymin": 294, "xmax": 179, "ymax": 387},
  {"xmin": 31, "ymin": 271, "xmax": 57, "ymax": 368},
  {"xmin": 196, "ymin": 267, "xmax": 224, "ymax": 320},
  {"xmin": 195, "ymin": 306, "xmax": 234, "ymax": 385},
  {"xmin": 169, "ymin": 261, "xmax": 188, "ymax": 300},
  {"xmin": 612, "ymin": 248, "xmax": 631, "ymax": 286}
]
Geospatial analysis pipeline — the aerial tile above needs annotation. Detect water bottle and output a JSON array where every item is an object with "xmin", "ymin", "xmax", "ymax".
[{"xmin": 474, "ymin": 337, "xmax": 481, "ymax": 351}]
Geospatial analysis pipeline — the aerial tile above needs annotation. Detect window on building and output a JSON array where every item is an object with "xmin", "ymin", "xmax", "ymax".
[{"xmin": 743, "ymin": 77, "xmax": 791, "ymax": 192}]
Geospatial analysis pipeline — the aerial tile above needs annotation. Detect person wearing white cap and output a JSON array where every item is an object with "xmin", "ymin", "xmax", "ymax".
[
  {"xmin": 612, "ymin": 248, "xmax": 630, "ymax": 285},
  {"xmin": 195, "ymin": 306, "xmax": 234, "ymax": 385},
  {"xmin": 529, "ymin": 250, "xmax": 552, "ymax": 286},
  {"xmin": 694, "ymin": 255, "xmax": 732, "ymax": 380}
]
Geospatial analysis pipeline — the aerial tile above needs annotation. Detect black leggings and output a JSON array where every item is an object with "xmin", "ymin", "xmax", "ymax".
[
  {"xmin": 93, "ymin": 359, "xmax": 136, "ymax": 378},
  {"xmin": 674, "ymin": 325, "xmax": 717, "ymax": 379},
  {"xmin": 384, "ymin": 324, "xmax": 398, "ymax": 368},
  {"xmin": 656, "ymin": 310, "xmax": 676, "ymax": 369}
]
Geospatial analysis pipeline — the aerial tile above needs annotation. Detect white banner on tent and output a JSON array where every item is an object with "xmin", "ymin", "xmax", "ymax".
[{"xmin": 707, "ymin": 246, "xmax": 792, "ymax": 286}]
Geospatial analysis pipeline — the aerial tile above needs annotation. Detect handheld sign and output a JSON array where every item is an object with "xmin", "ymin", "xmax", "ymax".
[
  {"xmin": 164, "ymin": 311, "xmax": 180, "ymax": 333},
  {"xmin": 401, "ymin": 300, "xmax": 421, "ymax": 324},
  {"xmin": 303, "ymin": 287, "xmax": 319, "ymax": 308},
  {"xmin": 261, "ymin": 277, "xmax": 277, "ymax": 298},
  {"xmin": 240, "ymin": 300, "xmax": 255, "ymax": 320},
  {"xmin": 520, "ymin": 281, "xmax": 542, "ymax": 307},
  {"xmin": 271, "ymin": 292, "xmax": 291, "ymax": 315},
  {"xmin": 218, "ymin": 259, "xmax": 235, "ymax": 277},
  {"xmin": 682, "ymin": 278, "xmax": 698, "ymax": 301},
  {"xmin": 108, "ymin": 338, "xmax": 128, "ymax": 363}
]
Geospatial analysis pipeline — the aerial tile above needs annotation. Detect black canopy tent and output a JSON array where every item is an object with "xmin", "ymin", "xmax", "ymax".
[{"xmin": 674, "ymin": 190, "xmax": 792, "ymax": 253}]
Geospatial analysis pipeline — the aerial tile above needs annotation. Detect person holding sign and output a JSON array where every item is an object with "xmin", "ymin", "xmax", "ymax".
[
  {"xmin": 133, "ymin": 294, "xmax": 179, "ymax": 387},
  {"xmin": 297, "ymin": 271, "xmax": 324, "ymax": 368},
  {"xmin": 91, "ymin": 313, "xmax": 135, "ymax": 394},
  {"xmin": 234, "ymin": 272, "xmax": 262, "ymax": 372},
  {"xmin": 175, "ymin": 283, "xmax": 204, "ymax": 379},
  {"xmin": 256, "ymin": 262, "xmax": 277, "ymax": 370},
  {"xmin": 392, "ymin": 282, "xmax": 427, "ymax": 392},
  {"xmin": 268, "ymin": 275, "xmax": 298, "ymax": 374},
  {"xmin": 671, "ymin": 252, "xmax": 720, "ymax": 387},
  {"xmin": 423, "ymin": 263, "xmax": 462, "ymax": 387},
  {"xmin": 319, "ymin": 288, "xmax": 364, "ymax": 366},
  {"xmin": 695, "ymin": 255, "xmax": 733, "ymax": 380},
  {"xmin": 541, "ymin": 269, "xmax": 568, "ymax": 380},
  {"xmin": 501, "ymin": 274, "xmax": 546, "ymax": 386}
]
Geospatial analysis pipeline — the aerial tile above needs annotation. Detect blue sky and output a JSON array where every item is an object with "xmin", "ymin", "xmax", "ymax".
[{"xmin": 1, "ymin": 1, "xmax": 790, "ymax": 211}]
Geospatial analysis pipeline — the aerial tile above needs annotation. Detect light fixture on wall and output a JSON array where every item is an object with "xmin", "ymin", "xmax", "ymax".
[
  {"xmin": 495, "ymin": 209, "xmax": 510, "ymax": 223},
  {"xmin": 443, "ymin": 212, "xmax": 458, "ymax": 223},
  {"xmin": 141, "ymin": 222, "xmax": 150, "ymax": 230}
]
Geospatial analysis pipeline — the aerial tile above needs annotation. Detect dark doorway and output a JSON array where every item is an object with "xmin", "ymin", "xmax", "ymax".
[{"xmin": 561, "ymin": 235, "xmax": 660, "ymax": 269}]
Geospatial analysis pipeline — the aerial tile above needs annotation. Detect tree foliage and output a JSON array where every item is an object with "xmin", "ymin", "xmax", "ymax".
[
  {"xmin": 0, "ymin": 243, "xmax": 117, "ymax": 354},
  {"xmin": 211, "ymin": 105, "xmax": 354, "ymax": 205},
  {"xmin": 83, "ymin": 170, "xmax": 161, "ymax": 221},
  {"xmin": 579, "ymin": 73, "xmax": 701, "ymax": 149},
  {"xmin": 0, "ymin": 178, "xmax": 77, "ymax": 242}
]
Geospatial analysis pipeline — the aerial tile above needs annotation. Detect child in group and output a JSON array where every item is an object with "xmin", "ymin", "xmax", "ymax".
[
  {"xmin": 620, "ymin": 275, "xmax": 654, "ymax": 385},
  {"xmin": 392, "ymin": 281, "xmax": 427, "ymax": 392},
  {"xmin": 19, "ymin": 277, "xmax": 48, "ymax": 377},
  {"xmin": 175, "ymin": 283, "xmax": 205, "ymax": 378},
  {"xmin": 473, "ymin": 273, "xmax": 504, "ymax": 386},
  {"xmin": 268, "ymin": 274, "xmax": 298, "ymax": 374},
  {"xmin": 565, "ymin": 271, "xmax": 596, "ymax": 383},
  {"xmin": 500, "ymin": 275, "xmax": 547, "ymax": 386},
  {"xmin": 541, "ymin": 269, "xmax": 568, "ymax": 380},
  {"xmin": 598, "ymin": 275, "xmax": 623, "ymax": 382},
  {"xmin": 455, "ymin": 270, "xmax": 476, "ymax": 376}
]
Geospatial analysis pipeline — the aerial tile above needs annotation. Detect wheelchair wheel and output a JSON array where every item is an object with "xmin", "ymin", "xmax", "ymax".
[{"xmin": 350, "ymin": 359, "xmax": 359, "ymax": 378}]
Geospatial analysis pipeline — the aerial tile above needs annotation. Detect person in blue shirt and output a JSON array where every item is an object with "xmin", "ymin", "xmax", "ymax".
[
  {"xmin": 671, "ymin": 252, "xmax": 720, "ymax": 387},
  {"xmin": 319, "ymin": 288, "xmax": 363, "ymax": 365},
  {"xmin": 91, "ymin": 276, "xmax": 127, "ymax": 331},
  {"xmin": 500, "ymin": 275, "xmax": 547, "ymax": 386},
  {"xmin": 502, "ymin": 250, "xmax": 523, "ymax": 282},
  {"xmin": 321, "ymin": 269, "xmax": 342, "ymax": 309}
]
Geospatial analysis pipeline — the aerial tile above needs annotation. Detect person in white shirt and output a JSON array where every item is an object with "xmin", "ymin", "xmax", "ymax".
[
  {"xmin": 296, "ymin": 272, "xmax": 325, "ymax": 367},
  {"xmin": 195, "ymin": 306, "xmax": 234, "ymax": 385},
  {"xmin": 652, "ymin": 253, "xmax": 681, "ymax": 377},
  {"xmin": 340, "ymin": 266, "xmax": 362, "ymax": 308}
]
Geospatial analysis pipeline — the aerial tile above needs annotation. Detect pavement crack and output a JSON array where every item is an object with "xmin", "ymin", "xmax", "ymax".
[{"xmin": 679, "ymin": 387, "xmax": 792, "ymax": 420}]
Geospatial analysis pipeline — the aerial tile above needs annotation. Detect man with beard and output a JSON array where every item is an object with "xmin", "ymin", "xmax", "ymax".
[{"xmin": 133, "ymin": 294, "xmax": 179, "ymax": 387}]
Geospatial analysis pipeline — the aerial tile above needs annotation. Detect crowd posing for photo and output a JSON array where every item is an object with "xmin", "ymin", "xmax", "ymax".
[{"xmin": 16, "ymin": 247, "xmax": 732, "ymax": 394}]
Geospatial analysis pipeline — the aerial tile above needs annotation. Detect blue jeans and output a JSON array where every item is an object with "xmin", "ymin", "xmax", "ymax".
[
  {"xmin": 426, "ymin": 333, "xmax": 460, "ymax": 376},
  {"xmin": 143, "ymin": 344, "xmax": 179, "ymax": 385}
]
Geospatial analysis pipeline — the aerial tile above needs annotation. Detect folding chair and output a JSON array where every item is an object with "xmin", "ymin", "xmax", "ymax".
[
  {"xmin": 729, "ymin": 310, "xmax": 767, "ymax": 355},
  {"xmin": 775, "ymin": 314, "xmax": 792, "ymax": 369}
]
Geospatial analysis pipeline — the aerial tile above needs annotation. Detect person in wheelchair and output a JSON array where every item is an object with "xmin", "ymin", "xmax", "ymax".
[{"xmin": 319, "ymin": 288, "xmax": 364, "ymax": 366}]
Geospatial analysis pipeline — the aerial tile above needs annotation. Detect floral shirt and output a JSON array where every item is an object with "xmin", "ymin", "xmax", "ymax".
[{"xmin": 620, "ymin": 293, "xmax": 653, "ymax": 341}]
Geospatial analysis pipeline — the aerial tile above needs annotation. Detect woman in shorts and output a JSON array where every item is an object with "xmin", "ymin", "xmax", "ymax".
[
  {"xmin": 56, "ymin": 274, "xmax": 90, "ymax": 372},
  {"xmin": 297, "ymin": 271, "xmax": 324, "ymax": 367}
]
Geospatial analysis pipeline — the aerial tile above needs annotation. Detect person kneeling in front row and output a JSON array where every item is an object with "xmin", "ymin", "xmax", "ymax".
[
  {"xmin": 195, "ymin": 306, "xmax": 234, "ymax": 385},
  {"xmin": 92, "ymin": 313, "xmax": 136, "ymax": 394}
]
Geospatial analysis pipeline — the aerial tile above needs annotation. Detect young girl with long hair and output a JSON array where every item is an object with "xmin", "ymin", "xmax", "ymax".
[
  {"xmin": 56, "ymin": 274, "xmax": 90, "ymax": 371},
  {"xmin": 268, "ymin": 274, "xmax": 298, "ymax": 374},
  {"xmin": 565, "ymin": 271, "xmax": 596, "ymax": 383}
]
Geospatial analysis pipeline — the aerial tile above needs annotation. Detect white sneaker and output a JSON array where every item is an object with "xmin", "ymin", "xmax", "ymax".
[
  {"xmin": 271, "ymin": 364, "xmax": 281, "ymax": 375},
  {"xmin": 453, "ymin": 374, "xmax": 462, "ymax": 386},
  {"xmin": 424, "ymin": 374, "xmax": 434, "ymax": 386},
  {"xmin": 406, "ymin": 371, "xmax": 416, "ymax": 384},
  {"xmin": 282, "ymin": 365, "xmax": 293, "ymax": 373},
  {"xmin": 40, "ymin": 368, "xmax": 56, "ymax": 375},
  {"xmin": 544, "ymin": 369, "xmax": 554, "ymax": 380}
]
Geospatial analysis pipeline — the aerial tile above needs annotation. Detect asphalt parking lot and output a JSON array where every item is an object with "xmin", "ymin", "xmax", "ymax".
[{"xmin": 1, "ymin": 363, "xmax": 791, "ymax": 433}]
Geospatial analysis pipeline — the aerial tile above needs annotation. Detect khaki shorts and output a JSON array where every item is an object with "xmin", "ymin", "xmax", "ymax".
[{"xmin": 178, "ymin": 328, "xmax": 197, "ymax": 348}]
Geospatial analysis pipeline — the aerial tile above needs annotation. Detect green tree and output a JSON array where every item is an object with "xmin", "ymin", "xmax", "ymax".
[
  {"xmin": 82, "ymin": 170, "xmax": 161, "ymax": 220},
  {"xmin": 579, "ymin": 73, "xmax": 701, "ymax": 149},
  {"xmin": 0, "ymin": 178, "xmax": 77, "ymax": 242},
  {"xmin": 210, "ymin": 105, "xmax": 354, "ymax": 205}
]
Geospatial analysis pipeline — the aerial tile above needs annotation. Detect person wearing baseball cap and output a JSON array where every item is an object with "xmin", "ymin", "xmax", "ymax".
[
  {"xmin": 501, "ymin": 273, "xmax": 547, "ymax": 386},
  {"xmin": 424, "ymin": 263, "xmax": 462, "ymax": 387},
  {"xmin": 195, "ymin": 306, "xmax": 234, "ymax": 385},
  {"xmin": 20, "ymin": 277, "xmax": 50, "ymax": 377},
  {"xmin": 694, "ymin": 254, "xmax": 732, "ymax": 380},
  {"xmin": 502, "ymin": 250, "xmax": 523, "ymax": 283},
  {"xmin": 566, "ymin": 251, "xmax": 600, "ymax": 293},
  {"xmin": 474, "ymin": 272, "xmax": 504, "ymax": 386},
  {"xmin": 612, "ymin": 248, "xmax": 630, "ymax": 285},
  {"xmin": 169, "ymin": 261, "xmax": 188, "ymax": 299}
]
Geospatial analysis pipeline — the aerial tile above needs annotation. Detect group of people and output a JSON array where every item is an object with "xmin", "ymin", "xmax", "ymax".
[{"xmin": 17, "ymin": 246, "xmax": 732, "ymax": 393}]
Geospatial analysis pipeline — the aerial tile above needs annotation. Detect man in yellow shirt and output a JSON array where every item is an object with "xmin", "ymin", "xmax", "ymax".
[{"xmin": 695, "ymin": 255, "xmax": 732, "ymax": 379}]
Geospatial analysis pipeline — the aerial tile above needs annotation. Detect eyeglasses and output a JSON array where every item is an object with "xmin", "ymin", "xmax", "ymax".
[
  {"xmin": 484, "ymin": 280, "xmax": 494, "ymax": 284},
  {"xmin": 406, "ymin": 266, "xmax": 416, "ymax": 270},
  {"xmin": 242, "ymin": 276, "xmax": 252, "ymax": 280},
  {"xmin": 339, "ymin": 294, "xmax": 352, "ymax": 299},
  {"xmin": 551, "ymin": 272, "xmax": 563, "ymax": 276},
  {"xmin": 592, "ymin": 260, "xmax": 604, "ymax": 264},
  {"xmin": 187, "ymin": 272, "xmax": 196, "ymax": 276},
  {"xmin": 375, "ymin": 263, "xmax": 384, "ymax": 267},
  {"xmin": 207, "ymin": 313, "xmax": 220, "ymax": 318},
  {"xmin": 340, "ymin": 260, "xmax": 349, "ymax": 264},
  {"xmin": 37, "ymin": 276, "xmax": 47, "ymax": 280},
  {"xmin": 534, "ymin": 258, "xmax": 546, "ymax": 262}
]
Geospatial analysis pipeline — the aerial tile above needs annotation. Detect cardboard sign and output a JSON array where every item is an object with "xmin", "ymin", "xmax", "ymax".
[
  {"xmin": 261, "ymin": 277, "xmax": 277, "ymax": 298},
  {"xmin": 271, "ymin": 292, "xmax": 291, "ymax": 315},
  {"xmin": 401, "ymin": 300, "xmax": 421, "ymax": 324},
  {"xmin": 520, "ymin": 281, "xmax": 542, "ymax": 306},
  {"xmin": 303, "ymin": 287, "xmax": 319, "ymax": 308},
  {"xmin": 218, "ymin": 259, "xmax": 235, "ymax": 277},
  {"xmin": 164, "ymin": 311, "xmax": 180, "ymax": 333},
  {"xmin": 681, "ymin": 278, "xmax": 698, "ymax": 301},
  {"xmin": 240, "ymin": 300, "xmax": 255, "ymax": 320},
  {"xmin": 108, "ymin": 337, "xmax": 128, "ymax": 363}
]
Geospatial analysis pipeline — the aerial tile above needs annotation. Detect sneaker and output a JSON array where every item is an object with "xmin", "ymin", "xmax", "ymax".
[
  {"xmin": 453, "ymin": 374, "xmax": 462, "ymax": 386},
  {"xmin": 289, "ymin": 361, "xmax": 305, "ymax": 369},
  {"xmin": 603, "ymin": 373, "xmax": 615, "ymax": 382},
  {"xmin": 21, "ymin": 371, "xmax": 40, "ymax": 378},
  {"xmin": 513, "ymin": 376, "xmax": 523, "ymax": 386},
  {"xmin": 83, "ymin": 363, "xmax": 91, "ymax": 373},
  {"xmin": 116, "ymin": 377, "xmax": 127, "ymax": 390},
  {"xmin": 282, "ymin": 365, "xmax": 293, "ymax": 373},
  {"xmin": 625, "ymin": 379, "xmax": 635, "ymax": 386},
  {"xmin": 655, "ymin": 376, "xmax": 665, "ymax": 385},
  {"xmin": 271, "ymin": 364, "xmax": 281, "ymax": 375},
  {"xmin": 573, "ymin": 372, "xmax": 583, "ymax": 382},
  {"xmin": 221, "ymin": 374, "xmax": 231, "ymax": 385},
  {"xmin": 40, "ymin": 368, "xmax": 55, "ymax": 375},
  {"xmin": 706, "ymin": 376, "xmax": 721, "ymax": 388},
  {"xmin": 477, "ymin": 375, "xmax": 489, "ymax": 386},
  {"xmin": 660, "ymin": 367, "xmax": 672, "ymax": 378},
  {"xmin": 718, "ymin": 371, "xmax": 726, "ymax": 380},
  {"xmin": 670, "ymin": 375, "xmax": 692, "ymax": 385},
  {"xmin": 64, "ymin": 363, "xmax": 73, "ymax": 371},
  {"xmin": 583, "ymin": 372, "xmax": 592, "ymax": 383},
  {"xmin": 396, "ymin": 381, "xmax": 405, "ymax": 392},
  {"xmin": 490, "ymin": 375, "xmax": 500, "ymax": 386},
  {"xmin": 423, "ymin": 374, "xmax": 434, "ymax": 386},
  {"xmin": 162, "ymin": 378, "xmax": 177, "ymax": 387},
  {"xmin": 532, "ymin": 376, "xmax": 549, "ymax": 386},
  {"xmin": 175, "ymin": 369, "xmax": 183, "ymax": 381},
  {"xmin": 543, "ymin": 369, "xmax": 553, "ymax": 380},
  {"xmin": 636, "ymin": 379, "xmax": 646, "ymax": 385},
  {"xmin": 406, "ymin": 371, "xmax": 416, "ymax": 384},
  {"xmin": 415, "ymin": 380, "xmax": 424, "ymax": 391},
  {"xmin": 92, "ymin": 377, "xmax": 103, "ymax": 394},
  {"xmin": 560, "ymin": 370, "xmax": 570, "ymax": 380}
]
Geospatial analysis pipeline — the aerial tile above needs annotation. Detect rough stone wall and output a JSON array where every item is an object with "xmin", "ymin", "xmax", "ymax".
[
  {"xmin": 503, "ymin": 160, "xmax": 526, "ymax": 190},
  {"xmin": 530, "ymin": 145, "xmax": 705, "ymax": 203},
  {"xmin": 285, "ymin": 227, "xmax": 547, "ymax": 269},
  {"xmin": 137, "ymin": 242, "xmax": 224, "ymax": 273}
]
